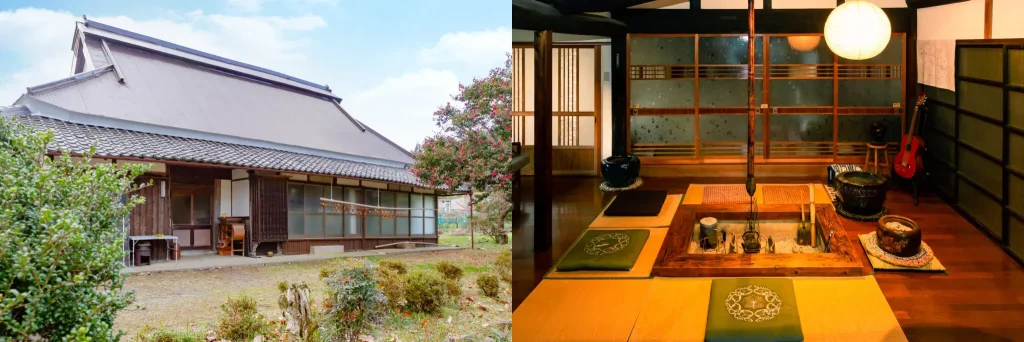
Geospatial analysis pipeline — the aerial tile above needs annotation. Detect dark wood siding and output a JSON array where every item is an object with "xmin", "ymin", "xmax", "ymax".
[
  {"xmin": 128, "ymin": 177, "xmax": 171, "ymax": 260},
  {"xmin": 251, "ymin": 175, "xmax": 289, "ymax": 243},
  {"xmin": 280, "ymin": 237, "xmax": 439, "ymax": 255}
]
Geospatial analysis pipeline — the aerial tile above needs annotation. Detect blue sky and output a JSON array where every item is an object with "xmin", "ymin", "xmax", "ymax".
[{"xmin": 0, "ymin": 0, "xmax": 511, "ymax": 150}]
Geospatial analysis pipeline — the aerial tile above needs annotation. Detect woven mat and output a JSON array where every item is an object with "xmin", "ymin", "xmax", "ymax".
[
  {"xmin": 763, "ymin": 185, "xmax": 811, "ymax": 204},
  {"xmin": 702, "ymin": 185, "xmax": 752, "ymax": 204},
  {"xmin": 599, "ymin": 177, "xmax": 644, "ymax": 192},
  {"xmin": 858, "ymin": 233, "xmax": 946, "ymax": 272}
]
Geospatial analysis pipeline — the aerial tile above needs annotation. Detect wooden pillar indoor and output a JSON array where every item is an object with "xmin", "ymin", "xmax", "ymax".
[
  {"xmin": 610, "ymin": 33, "xmax": 628, "ymax": 156},
  {"xmin": 534, "ymin": 30, "xmax": 554, "ymax": 252}
]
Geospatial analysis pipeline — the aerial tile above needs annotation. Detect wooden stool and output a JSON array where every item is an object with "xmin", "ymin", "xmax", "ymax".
[{"xmin": 864, "ymin": 143, "xmax": 889, "ymax": 174}]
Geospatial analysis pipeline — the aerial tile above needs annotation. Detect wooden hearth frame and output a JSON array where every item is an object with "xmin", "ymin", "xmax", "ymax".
[{"xmin": 652, "ymin": 204, "xmax": 871, "ymax": 277}]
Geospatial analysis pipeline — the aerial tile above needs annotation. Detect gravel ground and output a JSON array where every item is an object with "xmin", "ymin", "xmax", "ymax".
[{"xmin": 114, "ymin": 249, "xmax": 511, "ymax": 340}]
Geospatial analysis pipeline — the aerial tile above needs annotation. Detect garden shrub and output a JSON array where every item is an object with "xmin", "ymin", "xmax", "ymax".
[
  {"xmin": 444, "ymin": 278, "xmax": 463, "ymax": 299},
  {"xmin": 217, "ymin": 295, "xmax": 271, "ymax": 341},
  {"xmin": 477, "ymin": 274, "xmax": 501, "ymax": 298},
  {"xmin": 436, "ymin": 260, "xmax": 464, "ymax": 281},
  {"xmin": 0, "ymin": 117, "xmax": 148, "ymax": 340},
  {"xmin": 136, "ymin": 325, "xmax": 205, "ymax": 342},
  {"xmin": 495, "ymin": 249, "xmax": 512, "ymax": 284},
  {"xmin": 377, "ymin": 266, "xmax": 407, "ymax": 310},
  {"xmin": 321, "ymin": 259, "xmax": 388, "ymax": 341},
  {"xmin": 405, "ymin": 270, "xmax": 451, "ymax": 313},
  {"xmin": 379, "ymin": 259, "xmax": 409, "ymax": 275}
]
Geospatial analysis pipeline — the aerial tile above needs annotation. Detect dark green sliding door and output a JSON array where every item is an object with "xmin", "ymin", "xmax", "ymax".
[{"xmin": 926, "ymin": 41, "xmax": 1024, "ymax": 262}]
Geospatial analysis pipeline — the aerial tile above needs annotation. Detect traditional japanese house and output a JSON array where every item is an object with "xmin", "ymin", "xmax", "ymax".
[
  {"xmin": 513, "ymin": 0, "xmax": 1024, "ymax": 340},
  {"xmin": 2, "ymin": 19, "xmax": 442, "ymax": 261}
]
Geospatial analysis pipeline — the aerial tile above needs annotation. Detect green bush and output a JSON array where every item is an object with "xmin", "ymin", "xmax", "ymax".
[
  {"xmin": 405, "ymin": 270, "xmax": 452, "ymax": 313},
  {"xmin": 477, "ymin": 274, "xmax": 501, "ymax": 298},
  {"xmin": 321, "ymin": 259, "xmax": 388, "ymax": 341},
  {"xmin": 444, "ymin": 278, "xmax": 463, "ymax": 299},
  {"xmin": 436, "ymin": 260, "xmax": 464, "ymax": 281},
  {"xmin": 495, "ymin": 249, "xmax": 512, "ymax": 284},
  {"xmin": 217, "ymin": 295, "xmax": 271, "ymax": 341},
  {"xmin": 377, "ymin": 267, "xmax": 407, "ymax": 310},
  {"xmin": 0, "ymin": 117, "xmax": 148, "ymax": 339},
  {"xmin": 379, "ymin": 259, "xmax": 409, "ymax": 275},
  {"xmin": 136, "ymin": 325, "xmax": 205, "ymax": 342}
]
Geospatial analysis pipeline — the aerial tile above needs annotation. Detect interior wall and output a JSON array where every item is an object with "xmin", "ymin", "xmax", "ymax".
[
  {"xmin": 993, "ymin": 0, "xmax": 1024, "ymax": 39},
  {"xmin": 917, "ymin": 0, "xmax": 1024, "ymax": 92}
]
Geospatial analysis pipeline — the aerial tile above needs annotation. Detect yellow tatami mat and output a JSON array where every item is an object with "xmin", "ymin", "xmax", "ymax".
[
  {"xmin": 515, "ymin": 276, "xmax": 907, "ymax": 342},
  {"xmin": 512, "ymin": 279, "xmax": 652, "ymax": 341},
  {"xmin": 682, "ymin": 183, "xmax": 833, "ymax": 206},
  {"xmin": 631, "ymin": 276, "xmax": 906, "ymax": 341},
  {"xmin": 589, "ymin": 194, "xmax": 682, "ymax": 228},
  {"xmin": 545, "ymin": 227, "xmax": 667, "ymax": 279}
]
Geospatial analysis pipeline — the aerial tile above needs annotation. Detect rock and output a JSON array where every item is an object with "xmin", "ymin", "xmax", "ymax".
[{"xmin": 253, "ymin": 335, "xmax": 264, "ymax": 342}]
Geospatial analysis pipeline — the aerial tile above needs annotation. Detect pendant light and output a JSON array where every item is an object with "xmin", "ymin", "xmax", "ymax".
[
  {"xmin": 823, "ymin": 0, "xmax": 891, "ymax": 60},
  {"xmin": 787, "ymin": 36, "xmax": 821, "ymax": 52}
]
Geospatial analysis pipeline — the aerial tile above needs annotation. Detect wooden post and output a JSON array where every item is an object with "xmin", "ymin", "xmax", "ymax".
[
  {"xmin": 470, "ymin": 191, "xmax": 474, "ymax": 250},
  {"xmin": 534, "ymin": 30, "xmax": 554, "ymax": 252},
  {"xmin": 745, "ymin": 0, "xmax": 756, "ymax": 197}
]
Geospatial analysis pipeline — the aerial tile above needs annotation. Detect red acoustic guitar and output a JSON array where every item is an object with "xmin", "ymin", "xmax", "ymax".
[{"xmin": 893, "ymin": 94, "xmax": 928, "ymax": 179}]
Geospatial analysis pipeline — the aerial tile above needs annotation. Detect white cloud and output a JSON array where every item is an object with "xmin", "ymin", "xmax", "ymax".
[
  {"xmin": 226, "ymin": 0, "xmax": 264, "ymax": 12},
  {"xmin": 0, "ymin": 8, "xmax": 327, "ymax": 105},
  {"xmin": 343, "ymin": 69, "xmax": 461, "ymax": 151},
  {"xmin": 417, "ymin": 27, "xmax": 513, "ymax": 71}
]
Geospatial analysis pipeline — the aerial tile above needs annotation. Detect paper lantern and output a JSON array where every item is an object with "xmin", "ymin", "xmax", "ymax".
[
  {"xmin": 786, "ymin": 36, "xmax": 821, "ymax": 52},
  {"xmin": 823, "ymin": 0, "xmax": 891, "ymax": 60}
]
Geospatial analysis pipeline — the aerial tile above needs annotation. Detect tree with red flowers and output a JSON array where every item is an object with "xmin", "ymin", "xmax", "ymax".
[{"xmin": 412, "ymin": 55, "xmax": 512, "ymax": 243}]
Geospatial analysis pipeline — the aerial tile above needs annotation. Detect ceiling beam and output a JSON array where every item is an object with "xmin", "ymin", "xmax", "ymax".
[
  {"xmin": 906, "ymin": 0, "xmax": 970, "ymax": 9},
  {"xmin": 546, "ymin": 0, "xmax": 655, "ymax": 13},
  {"xmin": 513, "ymin": 0, "xmax": 628, "ymax": 37}
]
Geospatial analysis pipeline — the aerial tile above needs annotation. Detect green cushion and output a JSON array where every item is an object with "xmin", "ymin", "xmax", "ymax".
[
  {"xmin": 705, "ymin": 278, "xmax": 803, "ymax": 342},
  {"xmin": 555, "ymin": 229, "xmax": 650, "ymax": 271}
]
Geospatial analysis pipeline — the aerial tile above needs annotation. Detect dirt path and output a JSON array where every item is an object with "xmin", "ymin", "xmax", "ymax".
[{"xmin": 115, "ymin": 249, "xmax": 510, "ymax": 340}]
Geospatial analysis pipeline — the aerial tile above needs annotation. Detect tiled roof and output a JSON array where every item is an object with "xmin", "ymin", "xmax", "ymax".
[{"xmin": 12, "ymin": 114, "xmax": 431, "ymax": 187}]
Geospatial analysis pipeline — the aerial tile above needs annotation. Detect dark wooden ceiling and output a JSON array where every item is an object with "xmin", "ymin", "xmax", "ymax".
[{"xmin": 514, "ymin": 0, "xmax": 970, "ymax": 37}]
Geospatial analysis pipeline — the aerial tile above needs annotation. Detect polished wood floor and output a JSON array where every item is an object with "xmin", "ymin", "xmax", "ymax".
[{"xmin": 512, "ymin": 176, "xmax": 1024, "ymax": 342}]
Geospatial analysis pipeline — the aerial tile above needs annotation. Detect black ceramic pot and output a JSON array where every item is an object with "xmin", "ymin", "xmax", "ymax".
[
  {"xmin": 869, "ymin": 122, "xmax": 887, "ymax": 146},
  {"xmin": 836, "ymin": 171, "xmax": 888, "ymax": 216},
  {"xmin": 601, "ymin": 154, "xmax": 640, "ymax": 188}
]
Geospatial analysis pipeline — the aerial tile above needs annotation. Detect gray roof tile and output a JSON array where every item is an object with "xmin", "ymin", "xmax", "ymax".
[{"xmin": 14, "ymin": 115, "xmax": 431, "ymax": 187}]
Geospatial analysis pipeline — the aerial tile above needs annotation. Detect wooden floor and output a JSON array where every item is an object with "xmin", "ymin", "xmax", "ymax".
[{"xmin": 512, "ymin": 176, "xmax": 1024, "ymax": 342}]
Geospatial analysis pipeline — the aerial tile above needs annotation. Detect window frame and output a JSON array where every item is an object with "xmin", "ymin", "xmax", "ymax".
[
  {"xmin": 285, "ymin": 180, "xmax": 440, "ymax": 240},
  {"xmin": 170, "ymin": 187, "xmax": 213, "ymax": 226}
]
